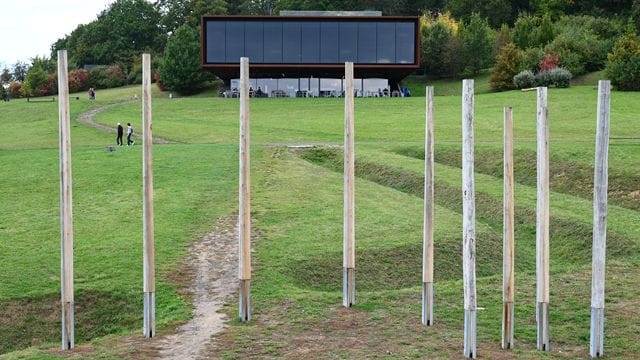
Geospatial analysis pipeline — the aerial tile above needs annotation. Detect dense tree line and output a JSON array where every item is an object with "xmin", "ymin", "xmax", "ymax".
[{"xmin": 2, "ymin": 0, "xmax": 640, "ymax": 96}]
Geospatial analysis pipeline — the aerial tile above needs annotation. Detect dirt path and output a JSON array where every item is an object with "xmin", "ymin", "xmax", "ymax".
[
  {"xmin": 153, "ymin": 216, "xmax": 239, "ymax": 360},
  {"xmin": 77, "ymin": 101, "xmax": 173, "ymax": 144}
]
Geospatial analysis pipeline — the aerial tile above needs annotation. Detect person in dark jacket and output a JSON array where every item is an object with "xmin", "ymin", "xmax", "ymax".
[{"xmin": 117, "ymin": 123, "xmax": 124, "ymax": 146}]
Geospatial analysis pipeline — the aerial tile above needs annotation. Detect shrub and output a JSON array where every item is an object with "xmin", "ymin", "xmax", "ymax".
[
  {"xmin": 521, "ymin": 47, "xmax": 545, "ymax": 72},
  {"xmin": 8, "ymin": 82, "xmax": 22, "ymax": 98},
  {"xmin": 89, "ymin": 65, "xmax": 126, "ymax": 89},
  {"xmin": 545, "ymin": 25, "xmax": 608, "ymax": 76},
  {"xmin": 490, "ymin": 43, "xmax": 523, "ymax": 91},
  {"xmin": 538, "ymin": 53, "xmax": 560, "ymax": 71},
  {"xmin": 513, "ymin": 14, "xmax": 538, "ymax": 49},
  {"xmin": 493, "ymin": 23, "xmax": 512, "ymax": 60},
  {"xmin": 68, "ymin": 69, "xmax": 90, "ymax": 93},
  {"xmin": 545, "ymin": 67, "xmax": 573, "ymax": 87},
  {"xmin": 606, "ymin": 33, "xmax": 640, "ymax": 91},
  {"xmin": 513, "ymin": 70, "xmax": 536, "ymax": 89},
  {"xmin": 127, "ymin": 63, "xmax": 143, "ymax": 85}
]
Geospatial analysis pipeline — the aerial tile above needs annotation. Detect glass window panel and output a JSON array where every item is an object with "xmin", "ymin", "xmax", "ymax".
[
  {"xmin": 299, "ymin": 78, "xmax": 309, "ymax": 91},
  {"xmin": 277, "ymin": 78, "xmax": 298, "ymax": 97},
  {"xmin": 245, "ymin": 21, "xmax": 264, "ymax": 63},
  {"xmin": 363, "ymin": 78, "xmax": 389, "ymax": 96},
  {"xmin": 206, "ymin": 21, "xmax": 226, "ymax": 63},
  {"xmin": 283, "ymin": 22, "xmax": 301, "ymax": 63},
  {"xmin": 376, "ymin": 23, "xmax": 395, "ymax": 64},
  {"xmin": 226, "ymin": 21, "xmax": 245, "ymax": 63},
  {"xmin": 257, "ymin": 79, "xmax": 278, "ymax": 97},
  {"xmin": 357, "ymin": 22, "xmax": 376, "ymax": 64},
  {"xmin": 309, "ymin": 78, "xmax": 319, "ymax": 97},
  {"xmin": 301, "ymin": 22, "xmax": 320, "ymax": 63},
  {"xmin": 264, "ymin": 22, "xmax": 283, "ymax": 63},
  {"xmin": 339, "ymin": 22, "xmax": 358, "ymax": 63},
  {"xmin": 321, "ymin": 22, "xmax": 339, "ymax": 63},
  {"xmin": 395, "ymin": 22, "xmax": 415, "ymax": 64}
]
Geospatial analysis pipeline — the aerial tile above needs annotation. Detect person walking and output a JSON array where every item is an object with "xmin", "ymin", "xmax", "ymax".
[
  {"xmin": 116, "ymin": 123, "xmax": 124, "ymax": 146},
  {"xmin": 127, "ymin": 123, "xmax": 134, "ymax": 145}
]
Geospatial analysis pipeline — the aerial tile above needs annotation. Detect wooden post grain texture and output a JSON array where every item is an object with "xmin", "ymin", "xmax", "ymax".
[
  {"xmin": 343, "ymin": 62, "xmax": 356, "ymax": 307},
  {"xmin": 462, "ymin": 79, "xmax": 477, "ymax": 359},
  {"xmin": 422, "ymin": 86, "xmax": 435, "ymax": 326},
  {"xmin": 142, "ymin": 53, "xmax": 156, "ymax": 338},
  {"xmin": 536, "ymin": 87, "xmax": 550, "ymax": 351},
  {"xmin": 239, "ymin": 57, "xmax": 252, "ymax": 321},
  {"xmin": 57, "ymin": 49, "xmax": 75, "ymax": 350},
  {"xmin": 502, "ymin": 107, "xmax": 515, "ymax": 349},
  {"xmin": 590, "ymin": 80, "xmax": 610, "ymax": 358}
]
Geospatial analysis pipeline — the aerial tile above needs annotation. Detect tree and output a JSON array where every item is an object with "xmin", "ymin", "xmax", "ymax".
[
  {"xmin": 1, "ymin": 67, "xmax": 12, "ymax": 84},
  {"xmin": 159, "ymin": 25, "xmax": 212, "ymax": 95},
  {"xmin": 445, "ymin": 0, "xmax": 513, "ymax": 27},
  {"xmin": 13, "ymin": 61, "xmax": 28, "ymax": 82},
  {"xmin": 490, "ymin": 42, "xmax": 523, "ymax": 90},
  {"xmin": 52, "ymin": 0, "xmax": 165, "ymax": 70},
  {"xmin": 537, "ymin": 13, "xmax": 555, "ymax": 46},
  {"xmin": 461, "ymin": 13, "xmax": 494, "ymax": 75},
  {"xmin": 156, "ymin": 0, "xmax": 226, "ymax": 34},
  {"xmin": 493, "ymin": 23, "xmax": 512, "ymax": 60},
  {"xmin": 512, "ymin": 13, "xmax": 538, "ymax": 49},
  {"xmin": 606, "ymin": 32, "xmax": 640, "ymax": 90}
]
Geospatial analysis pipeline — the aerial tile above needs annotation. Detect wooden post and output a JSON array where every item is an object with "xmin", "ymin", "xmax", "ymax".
[
  {"xmin": 239, "ymin": 57, "xmax": 252, "ymax": 321},
  {"xmin": 422, "ymin": 86, "xmax": 435, "ymax": 326},
  {"xmin": 462, "ymin": 79, "xmax": 477, "ymax": 359},
  {"xmin": 343, "ymin": 62, "xmax": 356, "ymax": 307},
  {"xmin": 590, "ymin": 80, "xmax": 610, "ymax": 358},
  {"xmin": 536, "ymin": 87, "xmax": 550, "ymax": 351},
  {"xmin": 502, "ymin": 107, "xmax": 515, "ymax": 349},
  {"xmin": 142, "ymin": 53, "xmax": 156, "ymax": 338},
  {"xmin": 57, "ymin": 49, "xmax": 75, "ymax": 350}
]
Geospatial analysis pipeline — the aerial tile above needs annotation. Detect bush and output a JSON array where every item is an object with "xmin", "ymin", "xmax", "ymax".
[
  {"xmin": 68, "ymin": 69, "xmax": 90, "ymax": 93},
  {"xmin": 89, "ymin": 65, "xmax": 126, "ymax": 89},
  {"xmin": 538, "ymin": 53, "xmax": 560, "ymax": 71},
  {"xmin": 8, "ymin": 82, "xmax": 22, "ymax": 98},
  {"xmin": 538, "ymin": 67, "xmax": 572, "ymax": 88},
  {"xmin": 521, "ymin": 47, "xmax": 545, "ymax": 72},
  {"xmin": 545, "ymin": 25, "xmax": 608, "ymax": 76},
  {"xmin": 606, "ymin": 33, "xmax": 640, "ymax": 91},
  {"xmin": 513, "ymin": 70, "xmax": 536, "ymax": 89},
  {"xmin": 127, "ymin": 63, "xmax": 143, "ymax": 85},
  {"xmin": 490, "ymin": 43, "xmax": 523, "ymax": 91}
]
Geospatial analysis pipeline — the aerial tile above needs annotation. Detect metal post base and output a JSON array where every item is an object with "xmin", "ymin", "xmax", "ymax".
[
  {"xmin": 61, "ymin": 301, "xmax": 75, "ymax": 349},
  {"xmin": 422, "ymin": 282, "xmax": 434, "ymax": 326},
  {"xmin": 464, "ymin": 309, "xmax": 477, "ymax": 358},
  {"xmin": 502, "ymin": 301, "xmax": 514, "ymax": 349},
  {"xmin": 239, "ymin": 279, "xmax": 251, "ymax": 321},
  {"xmin": 590, "ymin": 307, "xmax": 604, "ymax": 357},
  {"xmin": 537, "ymin": 302, "xmax": 550, "ymax": 351},
  {"xmin": 143, "ymin": 291, "xmax": 156, "ymax": 338},
  {"xmin": 343, "ymin": 267, "xmax": 355, "ymax": 307}
]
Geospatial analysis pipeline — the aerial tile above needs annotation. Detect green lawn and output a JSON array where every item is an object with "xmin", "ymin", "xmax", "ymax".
[{"xmin": 1, "ymin": 76, "xmax": 639, "ymax": 358}]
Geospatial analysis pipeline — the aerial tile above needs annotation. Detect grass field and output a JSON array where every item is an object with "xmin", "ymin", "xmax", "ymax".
[{"xmin": 1, "ymin": 75, "xmax": 639, "ymax": 358}]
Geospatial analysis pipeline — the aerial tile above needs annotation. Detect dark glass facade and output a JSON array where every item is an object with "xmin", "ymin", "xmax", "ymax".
[{"xmin": 204, "ymin": 18, "xmax": 417, "ymax": 65}]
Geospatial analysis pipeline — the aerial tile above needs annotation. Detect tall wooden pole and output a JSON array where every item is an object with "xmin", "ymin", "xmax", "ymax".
[
  {"xmin": 57, "ymin": 49, "xmax": 75, "ymax": 350},
  {"xmin": 590, "ymin": 80, "xmax": 610, "ymax": 358},
  {"xmin": 142, "ymin": 53, "xmax": 156, "ymax": 337},
  {"xmin": 462, "ymin": 79, "xmax": 477, "ymax": 359},
  {"xmin": 239, "ymin": 57, "xmax": 252, "ymax": 321},
  {"xmin": 502, "ymin": 107, "xmax": 515, "ymax": 349},
  {"xmin": 536, "ymin": 87, "xmax": 550, "ymax": 351},
  {"xmin": 343, "ymin": 62, "xmax": 356, "ymax": 307},
  {"xmin": 422, "ymin": 86, "xmax": 435, "ymax": 326}
]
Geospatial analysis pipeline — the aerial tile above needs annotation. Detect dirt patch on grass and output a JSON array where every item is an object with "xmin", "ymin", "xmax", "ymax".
[{"xmin": 150, "ymin": 216, "xmax": 239, "ymax": 359}]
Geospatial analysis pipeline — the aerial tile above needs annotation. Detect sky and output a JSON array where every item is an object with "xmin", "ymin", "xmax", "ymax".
[{"xmin": 0, "ymin": 0, "xmax": 116, "ymax": 68}]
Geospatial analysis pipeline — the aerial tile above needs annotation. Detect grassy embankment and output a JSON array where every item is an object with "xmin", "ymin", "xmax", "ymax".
[{"xmin": 2, "ymin": 74, "xmax": 639, "ymax": 358}]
